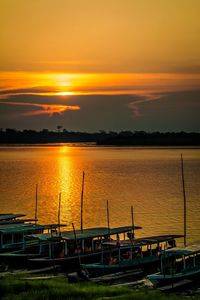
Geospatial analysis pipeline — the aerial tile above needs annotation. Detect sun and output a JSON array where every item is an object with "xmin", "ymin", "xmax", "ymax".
[{"xmin": 57, "ymin": 91, "xmax": 75, "ymax": 96}]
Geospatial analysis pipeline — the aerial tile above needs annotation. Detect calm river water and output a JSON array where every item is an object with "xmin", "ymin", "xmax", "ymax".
[{"xmin": 0, "ymin": 145, "xmax": 199, "ymax": 245}]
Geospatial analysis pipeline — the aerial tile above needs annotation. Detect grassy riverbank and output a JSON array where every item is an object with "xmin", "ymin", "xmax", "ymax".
[{"xmin": 0, "ymin": 275, "xmax": 198, "ymax": 300}]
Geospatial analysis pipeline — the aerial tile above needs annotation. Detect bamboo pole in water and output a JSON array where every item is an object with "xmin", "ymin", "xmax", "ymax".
[
  {"xmin": 80, "ymin": 171, "xmax": 85, "ymax": 233},
  {"xmin": 58, "ymin": 192, "xmax": 61, "ymax": 236},
  {"xmin": 106, "ymin": 200, "xmax": 110, "ymax": 234},
  {"xmin": 131, "ymin": 205, "xmax": 135, "ymax": 239},
  {"xmin": 72, "ymin": 222, "xmax": 81, "ymax": 265},
  {"xmin": 72, "ymin": 222, "xmax": 77, "ymax": 245},
  {"xmin": 181, "ymin": 154, "xmax": 187, "ymax": 246},
  {"xmin": 35, "ymin": 184, "xmax": 38, "ymax": 224}
]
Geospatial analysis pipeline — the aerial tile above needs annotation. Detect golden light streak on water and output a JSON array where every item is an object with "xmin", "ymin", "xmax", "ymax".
[{"xmin": 0, "ymin": 146, "xmax": 199, "ymax": 245}]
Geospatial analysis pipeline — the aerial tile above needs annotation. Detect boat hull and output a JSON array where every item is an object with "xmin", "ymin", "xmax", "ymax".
[
  {"xmin": 28, "ymin": 251, "xmax": 105, "ymax": 269},
  {"xmin": 28, "ymin": 246, "xmax": 131, "ymax": 269},
  {"xmin": 147, "ymin": 267, "xmax": 200, "ymax": 287},
  {"xmin": 81, "ymin": 255, "xmax": 160, "ymax": 277}
]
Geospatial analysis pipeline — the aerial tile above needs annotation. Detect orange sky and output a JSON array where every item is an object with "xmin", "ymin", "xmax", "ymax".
[
  {"xmin": 1, "ymin": 72, "xmax": 200, "ymax": 94},
  {"xmin": 0, "ymin": 71, "xmax": 199, "ymax": 118},
  {"xmin": 0, "ymin": 0, "xmax": 199, "ymax": 131},
  {"xmin": 1, "ymin": 0, "xmax": 200, "ymax": 73},
  {"xmin": 0, "ymin": 71, "xmax": 199, "ymax": 115}
]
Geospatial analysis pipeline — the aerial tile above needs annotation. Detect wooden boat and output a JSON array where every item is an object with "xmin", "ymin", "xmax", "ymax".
[
  {"xmin": 0, "ymin": 222, "xmax": 66, "ymax": 270},
  {"xmin": 0, "ymin": 214, "xmax": 26, "ymax": 222},
  {"xmin": 0, "ymin": 213, "xmax": 38, "ymax": 226},
  {"xmin": 0, "ymin": 186, "xmax": 63, "ymax": 267},
  {"xmin": 147, "ymin": 241, "xmax": 200, "ymax": 287},
  {"xmin": 0, "ymin": 222, "xmax": 63, "ymax": 253},
  {"xmin": 80, "ymin": 234, "xmax": 183, "ymax": 277},
  {"xmin": 148, "ymin": 155, "xmax": 200, "ymax": 288},
  {"xmin": 27, "ymin": 225, "xmax": 142, "ymax": 268}
]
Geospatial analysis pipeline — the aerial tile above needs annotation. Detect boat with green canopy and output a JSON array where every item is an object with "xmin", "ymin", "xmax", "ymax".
[
  {"xmin": 147, "ymin": 156, "xmax": 200, "ymax": 288},
  {"xmin": 0, "ymin": 222, "xmax": 66, "ymax": 270},
  {"xmin": 80, "ymin": 234, "xmax": 183, "ymax": 277},
  {"xmin": 0, "ymin": 213, "xmax": 39, "ymax": 226},
  {"xmin": 147, "ymin": 241, "xmax": 200, "ymax": 287},
  {"xmin": 0, "ymin": 222, "xmax": 64, "ymax": 253},
  {"xmin": 27, "ymin": 225, "xmax": 142, "ymax": 268}
]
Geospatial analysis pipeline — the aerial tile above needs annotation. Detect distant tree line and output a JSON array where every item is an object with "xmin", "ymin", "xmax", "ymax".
[
  {"xmin": 0, "ymin": 128, "xmax": 199, "ymax": 145},
  {"xmin": 97, "ymin": 131, "xmax": 200, "ymax": 146}
]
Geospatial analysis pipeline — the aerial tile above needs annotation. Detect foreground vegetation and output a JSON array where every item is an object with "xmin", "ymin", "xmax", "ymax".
[{"xmin": 0, "ymin": 274, "xmax": 198, "ymax": 300}]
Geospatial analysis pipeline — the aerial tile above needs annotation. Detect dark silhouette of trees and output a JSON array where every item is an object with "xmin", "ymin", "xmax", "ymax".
[
  {"xmin": 97, "ymin": 131, "xmax": 200, "ymax": 146},
  {"xmin": 0, "ymin": 128, "xmax": 199, "ymax": 145},
  {"xmin": 57, "ymin": 125, "xmax": 63, "ymax": 132}
]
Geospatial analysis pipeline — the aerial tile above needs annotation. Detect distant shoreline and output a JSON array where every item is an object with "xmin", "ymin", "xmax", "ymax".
[
  {"xmin": 0, "ymin": 144, "xmax": 200, "ymax": 150},
  {"xmin": 0, "ymin": 130, "xmax": 199, "ymax": 146}
]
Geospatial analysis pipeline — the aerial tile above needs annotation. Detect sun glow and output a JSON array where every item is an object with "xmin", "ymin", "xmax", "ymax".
[
  {"xmin": 1, "ymin": 72, "xmax": 200, "ymax": 97},
  {"xmin": 56, "ymin": 91, "xmax": 75, "ymax": 96}
]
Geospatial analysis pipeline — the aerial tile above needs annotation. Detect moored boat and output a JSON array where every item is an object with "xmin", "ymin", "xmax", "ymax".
[
  {"xmin": 80, "ymin": 234, "xmax": 183, "ymax": 277},
  {"xmin": 0, "ymin": 219, "xmax": 65, "ymax": 269},
  {"xmin": 147, "ymin": 156, "xmax": 200, "ymax": 288},
  {"xmin": 147, "ymin": 241, "xmax": 200, "ymax": 287},
  {"xmin": 27, "ymin": 225, "xmax": 142, "ymax": 269},
  {"xmin": 0, "ymin": 213, "xmax": 37, "ymax": 226},
  {"xmin": 0, "ymin": 222, "xmax": 63, "ymax": 253}
]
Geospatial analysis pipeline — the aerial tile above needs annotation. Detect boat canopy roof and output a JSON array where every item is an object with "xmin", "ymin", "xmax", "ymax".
[
  {"xmin": 27, "ymin": 233, "xmax": 61, "ymax": 241},
  {"xmin": 164, "ymin": 241, "xmax": 200, "ymax": 256},
  {"xmin": 62, "ymin": 226, "xmax": 142, "ymax": 240},
  {"xmin": 0, "ymin": 223, "xmax": 63, "ymax": 234},
  {"xmin": 0, "ymin": 214, "xmax": 26, "ymax": 222},
  {"xmin": 0, "ymin": 219, "xmax": 38, "ymax": 226},
  {"xmin": 102, "ymin": 234, "xmax": 183, "ymax": 247},
  {"xmin": 26, "ymin": 226, "xmax": 141, "ymax": 241},
  {"xmin": 134, "ymin": 234, "xmax": 183, "ymax": 244}
]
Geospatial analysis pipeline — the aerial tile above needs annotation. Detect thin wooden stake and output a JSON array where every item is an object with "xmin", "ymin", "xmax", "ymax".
[
  {"xmin": 58, "ymin": 192, "xmax": 61, "ymax": 236},
  {"xmin": 131, "ymin": 206, "xmax": 135, "ymax": 239},
  {"xmin": 72, "ymin": 222, "xmax": 81, "ymax": 265},
  {"xmin": 72, "ymin": 222, "xmax": 77, "ymax": 243},
  {"xmin": 80, "ymin": 171, "xmax": 85, "ymax": 233},
  {"xmin": 181, "ymin": 154, "xmax": 187, "ymax": 246},
  {"xmin": 107, "ymin": 200, "xmax": 110, "ymax": 234},
  {"xmin": 35, "ymin": 184, "xmax": 38, "ymax": 224}
]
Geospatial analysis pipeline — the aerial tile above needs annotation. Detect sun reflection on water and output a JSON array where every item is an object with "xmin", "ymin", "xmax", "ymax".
[
  {"xmin": 0, "ymin": 146, "xmax": 200, "ymax": 244},
  {"xmin": 56, "ymin": 147, "xmax": 74, "ymax": 228}
]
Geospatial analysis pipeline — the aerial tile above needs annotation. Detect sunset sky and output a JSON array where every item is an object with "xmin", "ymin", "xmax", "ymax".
[{"xmin": 0, "ymin": 0, "xmax": 200, "ymax": 132}]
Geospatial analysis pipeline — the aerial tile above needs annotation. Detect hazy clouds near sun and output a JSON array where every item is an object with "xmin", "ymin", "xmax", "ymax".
[
  {"xmin": 0, "ymin": 0, "xmax": 200, "ymax": 132},
  {"xmin": 0, "ymin": 91, "xmax": 199, "ymax": 132}
]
